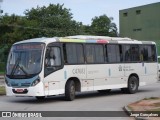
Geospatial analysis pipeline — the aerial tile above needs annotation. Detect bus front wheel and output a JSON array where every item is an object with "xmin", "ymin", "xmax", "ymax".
[{"xmin": 65, "ymin": 80, "xmax": 75, "ymax": 101}]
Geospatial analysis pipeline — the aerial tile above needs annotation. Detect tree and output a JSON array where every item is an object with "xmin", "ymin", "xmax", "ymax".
[
  {"xmin": 0, "ymin": 4, "xmax": 86, "ymax": 64},
  {"xmin": 91, "ymin": 14, "xmax": 118, "ymax": 36},
  {"xmin": 24, "ymin": 4, "xmax": 84, "ymax": 37},
  {"xmin": 0, "ymin": 14, "xmax": 25, "ymax": 44},
  {"xmin": 0, "ymin": 4, "xmax": 119, "ymax": 65}
]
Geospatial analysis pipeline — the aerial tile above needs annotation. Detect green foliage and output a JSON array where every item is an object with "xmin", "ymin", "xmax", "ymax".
[
  {"xmin": 0, "ymin": 44, "xmax": 10, "ymax": 62},
  {"xmin": 24, "ymin": 4, "xmax": 84, "ymax": 37},
  {"xmin": 0, "ymin": 4, "xmax": 87, "ymax": 45},
  {"xmin": 0, "ymin": 4, "xmax": 118, "ymax": 65},
  {"xmin": 91, "ymin": 15, "xmax": 118, "ymax": 36},
  {"xmin": 143, "ymin": 97, "xmax": 159, "ymax": 100},
  {"xmin": 0, "ymin": 62, "xmax": 5, "ymax": 73}
]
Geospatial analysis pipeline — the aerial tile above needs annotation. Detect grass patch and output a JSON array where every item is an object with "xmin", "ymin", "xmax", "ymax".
[
  {"xmin": 0, "ymin": 86, "xmax": 6, "ymax": 95},
  {"xmin": 143, "ymin": 97, "xmax": 159, "ymax": 100},
  {"xmin": 0, "ymin": 71, "xmax": 5, "ymax": 75},
  {"xmin": 149, "ymin": 108, "xmax": 160, "ymax": 112},
  {"xmin": 154, "ymin": 102, "xmax": 160, "ymax": 107},
  {"xmin": 127, "ymin": 105, "xmax": 134, "ymax": 111}
]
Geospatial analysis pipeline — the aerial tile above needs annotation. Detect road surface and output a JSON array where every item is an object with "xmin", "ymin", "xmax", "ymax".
[{"xmin": 0, "ymin": 82, "xmax": 160, "ymax": 120}]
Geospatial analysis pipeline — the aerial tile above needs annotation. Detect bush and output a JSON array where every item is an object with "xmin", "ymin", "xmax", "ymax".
[{"xmin": 0, "ymin": 62, "xmax": 5, "ymax": 74}]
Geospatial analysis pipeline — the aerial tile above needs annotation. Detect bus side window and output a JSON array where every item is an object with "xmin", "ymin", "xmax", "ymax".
[
  {"xmin": 140, "ymin": 50, "xmax": 144, "ymax": 61},
  {"xmin": 106, "ymin": 44, "xmax": 121, "ymax": 63},
  {"xmin": 149, "ymin": 45, "xmax": 156, "ymax": 62},
  {"xmin": 119, "ymin": 45, "xmax": 123, "ymax": 62},
  {"xmin": 86, "ymin": 45, "xmax": 95, "ymax": 63},
  {"xmin": 139, "ymin": 45, "xmax": 157, "ymax": 62},
  {"xmin": 45, "ymin": 47, "xmax": 61, "ymax": 68},
  {"xmin": 95, "ymin": 44, "xmax": 104, "ymax": 63},
  {"xmin": 143, "ymin": 46, "xmax": 149, "ymax": 61},
  {"xmin": 124, "ymin": 45, "xmax": 130, "ymax": 62},
  {"xmin": 77, "ymin": 44, "xmax": 85, "ymax": 63},
  {"xmin": 130, "ymin": 45, "xmax": 139, "ymax": 61},
  {"xmin": 64, "ymin": 43, "xmax": 85, "ymax": 64},
  {"xmin": 124, "ymin": 45, "xmax": 139, "ymax": 62},
  {"xmin": 63, "ymin": 44, "xmax": 68, "ymax": 64}
]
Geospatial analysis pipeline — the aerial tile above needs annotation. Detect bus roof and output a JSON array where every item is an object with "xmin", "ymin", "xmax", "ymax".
[
  {"xmin": 14, "ymin": 35, "xmax": 156, "ymax": 45},
  {"xmin": 14, "ymin": 37, "xmax": 57, "ymax": 45}
]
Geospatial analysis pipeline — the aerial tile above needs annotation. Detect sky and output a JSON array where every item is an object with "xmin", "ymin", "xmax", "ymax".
[{"xmin": 0, "ymin": 0, "xmax": 160, "ymax": 30}]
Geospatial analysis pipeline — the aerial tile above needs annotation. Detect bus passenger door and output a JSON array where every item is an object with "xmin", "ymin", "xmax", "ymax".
[{"xmin": 43, "ymin": 43, "xmax": 64, "ymax": 96}]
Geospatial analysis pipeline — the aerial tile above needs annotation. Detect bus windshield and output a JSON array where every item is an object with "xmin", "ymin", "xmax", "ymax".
[{"xmin": 6, "ymin": 43, "xmax": 45, "ymax": 78}]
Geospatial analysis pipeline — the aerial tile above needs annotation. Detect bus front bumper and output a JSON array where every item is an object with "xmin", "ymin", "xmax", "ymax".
[{"xmin": 5, "ymin": 82, "xmax": 45, "ymax": 97}]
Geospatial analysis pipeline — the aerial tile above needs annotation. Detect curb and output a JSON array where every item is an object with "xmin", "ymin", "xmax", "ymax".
[
  {"xmin": 123, "ymin": 106, "xmax": 132, "ymax": 116},
  {"xmin": 123, "ymin": 106, "xmax": 148, "ymax": 120},
  {"xmin": 0, "ymin": 75, "xmax": 4, "ymax": 79}
]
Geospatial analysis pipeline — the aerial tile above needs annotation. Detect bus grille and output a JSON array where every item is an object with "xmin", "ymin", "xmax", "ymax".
[
  {"xmin": 21, "ymin": 83, "xmax": 30, "ymax": 87},
  {"xmin": 11, "ymin": 83, "xmax": 19, "ymax": 87}
]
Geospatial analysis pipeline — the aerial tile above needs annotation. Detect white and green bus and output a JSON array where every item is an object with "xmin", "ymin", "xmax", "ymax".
[{"xmin": 5, "ymin": 35, "xmax": 158, "ymax": 101}]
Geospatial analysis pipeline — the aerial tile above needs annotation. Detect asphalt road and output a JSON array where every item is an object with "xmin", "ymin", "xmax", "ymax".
[{"xmin": 0, "ymin": 82, "xmax": 160, "ymax": 120}]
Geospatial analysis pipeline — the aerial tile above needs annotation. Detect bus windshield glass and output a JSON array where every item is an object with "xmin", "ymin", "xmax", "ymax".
[{"xmin": 6, "ymin": 43, "xmax": 45, "ymax": 78}]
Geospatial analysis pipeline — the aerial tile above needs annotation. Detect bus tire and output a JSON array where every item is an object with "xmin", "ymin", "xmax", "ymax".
[
  {"xmin": 36, "ymin": 96, "xmax": 45, "ymax": 100},
  {"xmin": 65, "ymin": 80, "xmax": 75, "ymax": 101},
  {"xmin": 127, "ymin": 76, "xmax": 139, "ymax": 94},
  {"xmin": 98, "ymin": 89, "xmax": 111, "ymax": 94}
]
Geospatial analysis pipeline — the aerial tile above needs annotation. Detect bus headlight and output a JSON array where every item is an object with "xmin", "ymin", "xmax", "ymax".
[{"xmin": 31, "ymin": 77, "xmax": 40, "ymax": 86}]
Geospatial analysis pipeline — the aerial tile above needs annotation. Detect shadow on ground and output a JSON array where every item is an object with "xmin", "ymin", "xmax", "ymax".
[{"xmin": 6, "ymin": 88, "xmax": 157, "ymax": 104}]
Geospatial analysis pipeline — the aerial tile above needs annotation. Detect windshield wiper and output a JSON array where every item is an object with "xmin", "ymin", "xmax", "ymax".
[
  {"xmin": 19, "ymin": 64, "xmax": 29, "ymax": 76},
  {"xmin": 10, "ymin": 54, "xmax": 21, "ymax": 76}
]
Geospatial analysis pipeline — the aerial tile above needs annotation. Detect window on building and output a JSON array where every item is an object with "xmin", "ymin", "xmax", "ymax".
[
  {"xmin": 136, "ymin": 10, "xmax": 141, "ymax": 15},
  {"xmin": 133, "ymin": 28, "xmax": 142, "ymax": 32},
  {"xmin": 123, "ymin": 12, "xmax": 128, "ymax": 17}
]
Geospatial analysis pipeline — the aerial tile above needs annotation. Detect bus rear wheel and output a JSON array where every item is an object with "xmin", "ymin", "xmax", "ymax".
[
  {"xmin": 126, "ymin": 76, "xmax": 139, "ymax": 94},
  {"xmin": 65, "ymin": 80, "xmax": 75, "ymax": 101}
]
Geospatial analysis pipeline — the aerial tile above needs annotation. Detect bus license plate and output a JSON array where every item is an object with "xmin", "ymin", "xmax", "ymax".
[{"xmin": 16, "ymin": 89, "xmax": 24, "ymax": 93}]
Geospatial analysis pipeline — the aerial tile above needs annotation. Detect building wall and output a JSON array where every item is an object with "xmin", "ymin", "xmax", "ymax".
[{"xmin": 119, "ymin": 2, "xmax": 160, "ymax": 41}]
